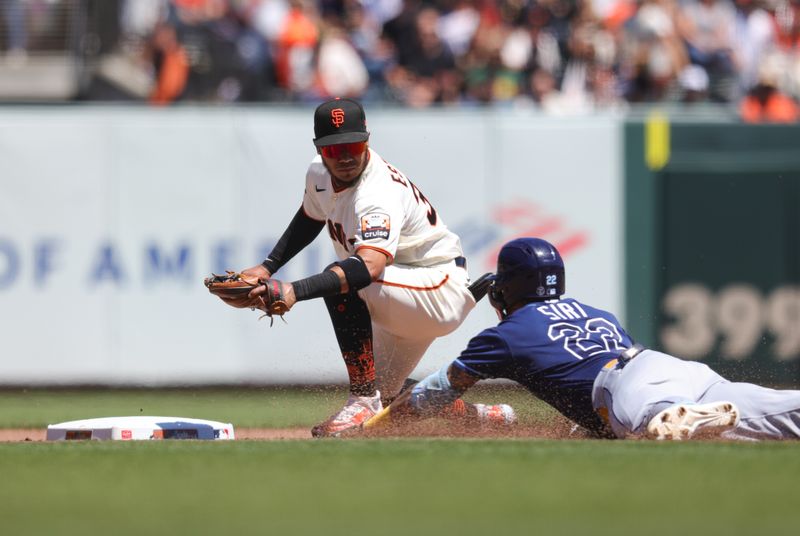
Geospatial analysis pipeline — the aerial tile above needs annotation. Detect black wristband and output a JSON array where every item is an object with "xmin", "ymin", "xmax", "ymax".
[
  {"xmin": 337, "ymin": 255, "xmax": 373, "ymax": 291},
  {"xmin": 292, "ymin": 270, "xmax": 342, "ymax": 301}
]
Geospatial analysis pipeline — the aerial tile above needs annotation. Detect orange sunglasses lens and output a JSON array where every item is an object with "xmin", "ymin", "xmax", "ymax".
[{"xmin": 320, "ymin": 142, "xmax": 367, "ymax": 158}]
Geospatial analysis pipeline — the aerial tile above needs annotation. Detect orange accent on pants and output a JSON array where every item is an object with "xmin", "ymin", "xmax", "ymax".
[{"xmin": 375, "ymin": 274, "xmax": 450, "ymax": 291}]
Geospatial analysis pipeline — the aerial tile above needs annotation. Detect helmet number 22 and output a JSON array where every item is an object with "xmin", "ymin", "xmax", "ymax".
[{"xmin": 547, "ymin": 318, "xmax": 625, "ymax": 360}]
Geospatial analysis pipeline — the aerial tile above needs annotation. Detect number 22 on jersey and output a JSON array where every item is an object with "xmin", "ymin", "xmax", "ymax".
[{"xmin": 537, "ymin": 302, "xmax": 625, "ymax": 360}]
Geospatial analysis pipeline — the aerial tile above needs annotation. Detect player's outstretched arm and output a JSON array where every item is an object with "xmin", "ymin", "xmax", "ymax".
[
  {"xmin": 365, "ymin": 363, "xmax": 480, "ymax": 430},
  {"xmin": 247, "ymin": 248, "xmax": 389, "ymax": 311}
]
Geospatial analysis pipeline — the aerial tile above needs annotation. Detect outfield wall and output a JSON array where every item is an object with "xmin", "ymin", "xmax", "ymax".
[
  {"xmin": 0, "ymin": 106, "xmax": 622, "ymax": 385},
  {"xmin": 625, "ymin": 119, "xmax": 800, "ymax": 385}
]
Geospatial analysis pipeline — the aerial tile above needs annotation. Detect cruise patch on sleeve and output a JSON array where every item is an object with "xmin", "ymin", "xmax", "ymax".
[{"xmin": 361, "ymin": 212, "xmax": 390, "ymax": 240}]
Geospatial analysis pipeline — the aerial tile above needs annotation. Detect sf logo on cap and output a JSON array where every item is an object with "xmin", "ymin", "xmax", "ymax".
[{"xmin": 331, "ymin": 108, "xmax": 345, "ymax": 128}]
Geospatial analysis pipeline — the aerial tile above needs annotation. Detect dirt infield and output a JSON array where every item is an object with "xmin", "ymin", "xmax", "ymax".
[{"xmin": 0, "ymin": 421, "xmax": 584, "ymax": 442}]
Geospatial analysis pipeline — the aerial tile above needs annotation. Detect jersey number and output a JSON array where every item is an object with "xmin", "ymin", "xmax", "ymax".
[
  {"xmin": 386, "ymin": 162, "xmax": 438, "ymax": 225},
  {"xmin": 547, "ymin": 318, "xmax": 624, "ymax": 360}
]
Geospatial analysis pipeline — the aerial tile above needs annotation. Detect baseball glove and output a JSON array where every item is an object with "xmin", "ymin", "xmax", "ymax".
[{"xmin": 204, "ymin": 271, "xmax": 290, "ymax": 322}]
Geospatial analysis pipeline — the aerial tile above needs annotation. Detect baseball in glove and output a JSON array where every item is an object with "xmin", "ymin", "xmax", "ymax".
[{"xmin": 204, "ymin": 272, "xmax": 290, "ymax": 323}]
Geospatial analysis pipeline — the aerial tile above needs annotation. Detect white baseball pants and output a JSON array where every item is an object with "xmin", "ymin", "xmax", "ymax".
[{"xmin": 358, "ymin": 259, "xmax": 475, "ymax": 398}]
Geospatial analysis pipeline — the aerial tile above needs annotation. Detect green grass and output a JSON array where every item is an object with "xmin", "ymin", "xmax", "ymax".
[
  {"xmin": 1, "ymin": 388, "xmax": 799, "ymax": 535},
  {"xmin": 1, "ymin": 440, "xmax": 799, "ymax": 535}
]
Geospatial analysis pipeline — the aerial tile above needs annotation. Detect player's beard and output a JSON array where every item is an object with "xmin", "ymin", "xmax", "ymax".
[
  {"xmin": 331, "ymin": 174, "xmax": 360, "ymax": 191},
  {"xmin": 327, "ymin": 152, "xmax": 370, "ymax": 191}
]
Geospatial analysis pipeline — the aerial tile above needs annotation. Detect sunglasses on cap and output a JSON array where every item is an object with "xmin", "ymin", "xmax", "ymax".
[{"xmin": 319, "ymin": 141, "xmax": 367, "ymax": 159}]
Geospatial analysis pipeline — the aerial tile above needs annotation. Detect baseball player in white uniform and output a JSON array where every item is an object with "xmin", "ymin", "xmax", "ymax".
[{"xmin": 236, "ymin": 98, "xmax": 515, "ymax": 437}]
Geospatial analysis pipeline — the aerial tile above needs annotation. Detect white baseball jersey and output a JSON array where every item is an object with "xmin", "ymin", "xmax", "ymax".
[
  {"xmin": 301, "ymin": 148, "xmax": 474, "ymax": 396},
  {"xmin": 301, "ymin": 148, "xmax": 464, "ymax": 266}
]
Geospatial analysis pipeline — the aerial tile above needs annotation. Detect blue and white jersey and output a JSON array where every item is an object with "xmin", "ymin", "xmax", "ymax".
[{"xmin": 453, "ymin": 298, "xmax": 635, "ymax": 432}]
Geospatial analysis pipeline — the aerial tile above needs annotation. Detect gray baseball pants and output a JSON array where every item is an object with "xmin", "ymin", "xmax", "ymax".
[{"xmin": 592, "ymin": 350, "xmax": 800, "ymax": 440}]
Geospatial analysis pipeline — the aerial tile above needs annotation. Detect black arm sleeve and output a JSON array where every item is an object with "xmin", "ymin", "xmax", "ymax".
[{"xmin": 261, "ymin": 206, "xmax": 325, "ymax": 275}]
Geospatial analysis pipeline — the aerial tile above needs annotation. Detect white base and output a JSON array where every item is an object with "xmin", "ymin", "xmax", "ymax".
[{"xmin": 46, "ymin": 416, "xmax": 235, "ymax": 441}]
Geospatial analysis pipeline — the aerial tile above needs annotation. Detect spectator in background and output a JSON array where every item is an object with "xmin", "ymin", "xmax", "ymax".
[
  {"xmin": 731, "ymin": 0, "xmax": 775, "ymax": 98},
  {"xmin": 545, "ymin": 0, "xmax": 579, "ymax": 63},
  {"xmin": 677, "ymin": 0, "xmax": 737, "ymax": 101},
  {"xmin": 229, "ymin": 3, "xmax": 277, "ymax": 101},
  {"xmin": 199, "ymin": 1, "xmax": 275, "ymax": 102},
  {"xmin": 555, "ymin": 4, "xmax": 620, "ymax": 113},
  {"xmin": 381, "ymin": 0, "xmax": 424, "ymax": 104},
  {"xmin": 676, "ymin": 63, "xmax": 710, "ymax": 102},
  {"xmin": 516, "ymin": 66, "xmax": 563, "ymax": 110},
  {"xmin": 274, "ymin": 0, "xmax": 319, "ymax": 96},
  {"xmin": 316, "ymin": 24, "xmax": 369, "ymax": 98},
  {"xmin": 360, "ymin": 0, "xmax": 404, "ymax": 26},
  {"xmin": 342, "ymin": 0, "xmax": 396, "ymax": 100},
  {"xmin": 739, "ymin": 54, "xmax": 800, "ymax": 122},
  {"xmin": 460, "ymin": 0, "xmax": 536, "ymax": 107},
  {"xmin": 169, "ymin": 0, "xmax": 221, "ymax": 26},
  {"xmin": 600, "ymin": 0, "xmax": 638, "ymax": 33},
  {"xmin": 495, "ymin": 0, "xmax": 556, "ymax": 106},
  {"xmin": 90, "ymin": 0, "xmax": 800, "ymax": 113},
  {"xmin": 437, "ymin": 0, "xmax": 481, "ymax": 58},
  {"xmin": 525, "ymin": 3, "xmax": 563, "ymax": 76},
  {"xmin": 410, "ymin": 6, "xmax": 460, "ymax": 105},
  {"xmin": 385, "ymin": 6, "xmax": 459, "ymax": 106},
  {"xmin": 460, "ymin": 17, "xmax": 521, "ymax": 105},
  {"xmin": 501, "ymin": 1, "xmax": 563, "ymax": 108},
  {"xmin": 249, "ymin": 0, "xmax": 290, "ymax": 45},
  {"xmin": 121, "ymin": 0, "xmax": 167, "ymax": 39},
  {"xmin": 621, "ymin": 0, "xmax": 688, "ymax": 102},
  {"xmin": 382, "ymin": 0, "xmax": 422, "ymax": 68},
  {"xmin": 772, "ymin": 0, "xmax": 800, "ymax": 100},
  {"xmin": 495, "ymin": 24, "xmax": 534, "ymax": 104},
  {"xmin": 148, "ymin": 22, "xmax": 190, "ymax": 104}
]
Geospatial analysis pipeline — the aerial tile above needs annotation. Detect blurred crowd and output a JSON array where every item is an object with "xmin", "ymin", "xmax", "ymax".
[{"xmin": 6, "ymin": 0, "xmax": 800, "ymax": 120}]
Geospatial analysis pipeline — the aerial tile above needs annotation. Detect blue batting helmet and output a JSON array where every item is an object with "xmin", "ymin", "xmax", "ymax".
[{"xmin": 489, "ymin": 238, "xmax": 565, "ymax": 315}]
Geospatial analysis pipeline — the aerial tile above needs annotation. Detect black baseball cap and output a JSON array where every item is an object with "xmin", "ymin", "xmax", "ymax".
[{"xmin": 313, "ymin": 98, "xmax": 370, "ymax": 147}]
